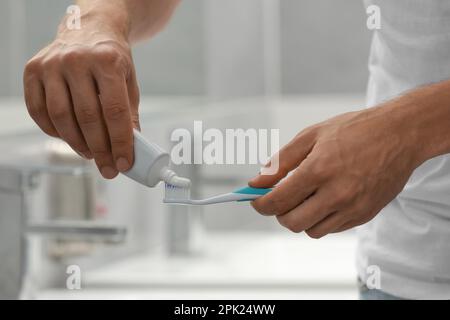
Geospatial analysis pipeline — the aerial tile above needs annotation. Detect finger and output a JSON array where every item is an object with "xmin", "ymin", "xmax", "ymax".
[
  {"xmin": 65, "ymin": 72, "xmax": 118, "ymax": 179},
  {"xmin": 249, "ymin": 127, "xmax": 316, "ymax": 188},
  {"xmin": 275, "ymin": 186, "xmax": 336, "ymax": 233},
  {"xmin": 333, "ymin": 221, "xmax": 356, "ymax": 234},
  {"xmin": 44, "ymin": 75, "xmax": 91, "ymax": 158},
  {"xmin": 127, "ymin": 64, "xmax": 140, "ymax": 130},
  {"xmin": 333, "ymin": 214, "xmax": 374, "ymax": 233},
  {"xmin": 251, "ymin": 159, "xmax": 319, "ymax": 216},
  {"xmin": 23, "ymin": 73, "xmax": 59, "ymax": 137},
  {"xmin": 305, "ymin": 211, "xmax": 350, "ymax": 239},
  {"xmin": 96, "ymin": 71, "xmax": 134, "ymax": 173}
]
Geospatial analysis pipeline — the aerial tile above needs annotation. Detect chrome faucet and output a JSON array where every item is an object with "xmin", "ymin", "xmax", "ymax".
[{"xmin": 0, "ymin": 161, "xmax": 126, "ymax": 299}]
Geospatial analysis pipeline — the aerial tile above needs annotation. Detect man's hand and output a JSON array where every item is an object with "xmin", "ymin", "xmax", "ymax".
[
  {"xmin": 24, "ymin": 11, "xmax": 138, "ymax": 179},
  {"xmin": 249, "ymin": 103, "xmax": 425, "ymax": 238},
  {"xmin": 23, "ymin": 0, "xmax": 179, "ymax": 179}
]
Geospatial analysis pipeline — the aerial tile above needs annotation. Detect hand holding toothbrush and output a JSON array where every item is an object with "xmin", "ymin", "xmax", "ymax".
[{"xmin": 249, "ymin": 105, "xmax": 424, "ymax": 239}]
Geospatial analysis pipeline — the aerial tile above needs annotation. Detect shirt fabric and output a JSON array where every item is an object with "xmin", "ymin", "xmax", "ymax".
[{"xmin": 358, "ymin": 0, "xmax": 450, "ymax": 299}]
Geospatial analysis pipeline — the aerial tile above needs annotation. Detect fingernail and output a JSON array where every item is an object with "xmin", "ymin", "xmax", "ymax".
[
  {"xmin": 101, "ymin": 166, "xmax": 118, "ymax": 179},
  {"xmin": 116, "ymin": 157, "xmax": 130, "ymax": 172}
]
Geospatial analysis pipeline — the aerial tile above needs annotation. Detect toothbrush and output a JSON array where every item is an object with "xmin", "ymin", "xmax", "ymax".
[{"xmin": 163, "ymin": 185, "xmax": 272, "ymax": 205}]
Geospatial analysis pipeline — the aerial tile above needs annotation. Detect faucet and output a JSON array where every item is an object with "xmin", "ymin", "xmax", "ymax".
[{"xmin": 0, "ymin": 162, "xmax": 126, "ymax": 299}]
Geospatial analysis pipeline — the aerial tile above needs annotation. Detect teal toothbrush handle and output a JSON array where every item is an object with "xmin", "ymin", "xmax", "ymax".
[{"xmin": 233, "ymin": 186, "xmax": 272, "ymax": 202}]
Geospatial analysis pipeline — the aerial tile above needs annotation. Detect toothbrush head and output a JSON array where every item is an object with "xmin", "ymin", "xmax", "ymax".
[
  {"xmin": 163, "ymin": 182, "xmax": 191, "ymax": 203},
  {"xmin": 161, "ymin": 171, "xmax": 191, "ymax": 203}
]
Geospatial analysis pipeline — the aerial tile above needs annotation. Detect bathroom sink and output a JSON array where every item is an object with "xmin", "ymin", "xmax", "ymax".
[{"xmin": 35, "ymin": 231, "xmax": 358, "ymax": 299}]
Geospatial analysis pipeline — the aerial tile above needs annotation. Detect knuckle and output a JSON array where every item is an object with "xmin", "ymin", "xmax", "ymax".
[
  {"xmin": 92, "ymin": 149, "xmax": 112, "ymax": 162},
  {"xmin": 97, "ymin": 46, "xmax": 119, "ymax": 61},
  {"xmin": 49, "ymin": 106, "xmax": 70, "ymax": 121},
  {"xmin": 76, "ymin": 105, "xmax": 100, "ymax": 125},
  {"xmin": 252, "ymin": 198, "xmax": 280, "ymax": 216},
  {"xmin": 95, "ymin": 46, "xmax": 129, "ymax": 72},
  {"xmin": 277, "ymin": 216, "xmax": 302, "ymax": 233},
  {"xmin": 26, "ymin": 103, "xmax": 41, "ymax": 120},
  {"xmin": 294, "ymin": 124, "xmax": 319, "ymax": 142},
  {"xmin": 129, "ymin": 86, "xmax": 140, "ymax": 108},
  {"xmin": 307, "ymin": 156, "xmax": 329, "ymax": 179},
  {"xmin": 286, "ymin": 223, "xmax": 303, "ymax": 234},
  {"xmin": 24, "ymin": 59, "xmax": 42, "ymax": 77},
  {"xmin": 271, "ymin": 198, "xmax": 290, "ymax": 215},
  {"xmin": 277, "ymin": 162, "xmax": 291, "ymax": 176},
  {"xmin": 352, "ymin": 203, "xmax": 376, "ymax": 222},
  {"xmin": 41, "ymin": 55, "xmax": 62, "ymax": 72},
  {"xmin": 110, "ymin": 135, "xmax": 131, "ymax": 148},
  {"xmin": 40, "ymin": 61, "xmax": 63, "ymax": 81},
  {"xmin": 131, "ymin": 113, "xmax": 140, "ymax": 130},
  {"xmin": 61, "ymin": 48, "xmax": 85, "ymax": 66},
  {"xmin": 251, "ymin": 201, "xmax": 270, "ymax": 216},
  {"xmin": 334, "ymin": 187, "xmax": 354, "ymax": 206},
  {"xmin": 307, "ymin": 163, "xmax": 324, "ymax": 179},
  {"xmin": 103, "ymin": 102, "xmax": 128, "ymax": 121},
  {"xmin": 264, "ymin": 197, "xmax": 281, "ymax": 215},
  {"xmin": 27, "ymin": 109, "xmax": 58, "ymax": 137},
  {"xmin": 355, "ymin": 214, "xmax": 374, "ymax": 227}
]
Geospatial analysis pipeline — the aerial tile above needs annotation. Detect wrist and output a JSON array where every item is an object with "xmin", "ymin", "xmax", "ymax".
[
  {"xmin": 370, "ymin": 100, "xmax": 425, "ymax": 171},
  {"xmin": 57, "ymin": 2, "xmax": 131, "ymax": 43},
  {"xmin": 382, "ymin": 81, "xmax": 450, "ymax": 168}
]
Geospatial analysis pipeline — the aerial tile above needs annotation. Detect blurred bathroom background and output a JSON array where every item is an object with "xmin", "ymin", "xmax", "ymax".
[{"xmin": 0, "ymin": 0, "xmax": 372, "ymax": 299}]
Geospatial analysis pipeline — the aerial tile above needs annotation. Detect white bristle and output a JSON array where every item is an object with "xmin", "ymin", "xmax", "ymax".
[{"xmin": 164, "ymin": 183, "xmax": 191, "ymax": 201}]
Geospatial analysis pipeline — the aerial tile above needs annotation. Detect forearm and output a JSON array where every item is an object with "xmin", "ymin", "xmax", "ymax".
[
  {"xmin": 380, "ymin": 80, "xmax": 450, "ymax": 166},
  {"xmin": 73, "ymin": 0, "xmax": 180, "ymax": 43}
]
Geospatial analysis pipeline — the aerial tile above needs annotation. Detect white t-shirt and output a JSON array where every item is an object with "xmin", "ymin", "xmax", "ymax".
[{"xmin": 358, "ymin": 0, "xmax": 450, "ymax": 299}]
